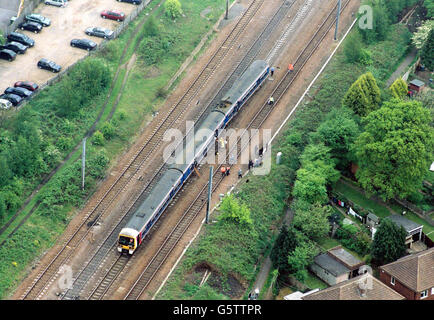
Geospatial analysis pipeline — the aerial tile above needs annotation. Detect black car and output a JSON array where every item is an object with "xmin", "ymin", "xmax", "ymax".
[
  {"xmin": 0, "ymin": 49, "xmax": 16, "ymax": 62},
  {"xmin": 70, "ymin": 39, "xmax": 97, "ymax": 51},
  {"xmin": 85, "ymin": 27, "xmax": 114, "ymax": 39},
  {"xmin": 4, "ymin": 87, "xmax": 33, "ymax": 98},
  {"xmin": 0, "ymin": 93, "xmax": 23, "ymax": 106},
  {"xmin": 0, "ymin": 42, "xmax": 27, "ymax": 54},
  {"xmin": 7, "ymin": 32, "xmax": 35, "ymax": 47},
  {"xmin": 37, "ymin": 58, "xmax": 61, "ymax": 72},
  {"xmin": 20, "ymin": 21, "xmax": 43, "ymax": 33},
  {"xmin": 117, "ymin": 0, "xmax": 142, "ymax": 4},
  {"xmin": 25, "ymin": 14, "xmax": 51, "ymax": 27}
]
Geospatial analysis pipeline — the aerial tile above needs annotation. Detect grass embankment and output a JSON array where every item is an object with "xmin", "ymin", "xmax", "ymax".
[
  {"xmin": 0, "ymin": 0, "xmax": 231, "ymax": 299},
  {"xmin": 156, "ymin": 23, "xmax": 417, "ymax": 299}
]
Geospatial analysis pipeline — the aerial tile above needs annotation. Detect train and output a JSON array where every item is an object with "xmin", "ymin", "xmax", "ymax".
[{"xmin": 118, "ymin": 60, "xmax": 270, "ymax": 255}]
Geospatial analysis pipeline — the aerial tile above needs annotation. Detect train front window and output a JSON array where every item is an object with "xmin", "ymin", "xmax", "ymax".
[{"xmin": 119, "ymin": 236, "xmax": 133, "ymax": 246}]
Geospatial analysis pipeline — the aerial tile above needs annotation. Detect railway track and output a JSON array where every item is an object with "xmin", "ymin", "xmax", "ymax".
[
  {"xmin": 62, "ymin": 0, "xmax": 298, "ymax": 300},
  {"xmin": 123, "ymin": 0, "xmax": 351, "ymax": 300},
  {"xmin": 20, "ymin": 0, "xmax": 266, "ymax": 300}
]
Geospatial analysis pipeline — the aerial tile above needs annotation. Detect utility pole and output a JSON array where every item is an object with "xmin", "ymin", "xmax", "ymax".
[
  {"xmin": 81, "ymin": 137, "xmax": 86, "ymax": 190},
  {"xmin": 334, "ymin": 0, "xmax": 342, "ymax": 40},
  {"xmin": 225, "ymin": 0, "xmax": 229, "ymax": 19},
  {"xmin": 205, "ymin": 166, "xmax": 213, "ymax": 224}
]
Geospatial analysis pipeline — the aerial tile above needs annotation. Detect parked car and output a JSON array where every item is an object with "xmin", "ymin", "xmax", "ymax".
[
  {"xmin": 85, "ymin": 27, "xmax": 114, "ymax": 39},
  {"xmin": 117, "ymin": 0, "xmax": 142, "ymax": 4},
  {"xmin": 14, "ymin": 81, "xmax": 39, "ymax": 92},
  {"xmin": 20, "ymin": 21, "xmax": 43, "ymax": 33},
  {"xmin": 0, "ymin": 42, "xmax": 27, "ymax": 54},
  {"xmin": 0, "ymin": 99, "xmax": 13, "ymax": 110},
  {"xmin": 25, "ymin": 14, "xmax": 51, "ymax": 27},
  {"xmin": 0, "ymin": 93, "xmax": 23, "ymax": 106},
  {"xmin": 101, "ymin": 10, "xmax": 125, "ymax": 21},
  {"xmin": 44, "ymin": 0, "xmax": 67, "ymax": 7},
  {"xmin": 70, "ymin": 38, "xmax": 97, "ymax": 51},
  {"xmin": 0, "ymin": 49, "xmax": 17, "ymax": 62},
  {"xmin": 4, "ymin": 87, "xmax": 33, "ymax": 98},
  {"xmin": 7, "ymin": 32, "xmax": 35, "ymax": 47},
  {"xmin": 37, "ymin": 58, "xmax": 61, "ymax": 72}
]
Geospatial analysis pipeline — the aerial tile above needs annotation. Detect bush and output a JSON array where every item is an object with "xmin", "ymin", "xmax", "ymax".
[
  {"xmin": 165, "ymin": 0, "xmax": 183, "ymax": 19},
  {"xmin": 100, "ymin": 122, "xmax": 116, "ymax": 140},
  {"xmin": 92, "ymin": 131, "xmax": 105, "ymax": 146}
]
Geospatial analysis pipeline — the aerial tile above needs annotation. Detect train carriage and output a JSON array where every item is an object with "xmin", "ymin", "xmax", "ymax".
[{"xmin": 118, "ymin": 60, "xmax": 269, "ymax": 255}]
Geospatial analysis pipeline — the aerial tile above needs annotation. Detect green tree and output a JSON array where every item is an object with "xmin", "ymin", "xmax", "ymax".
[
  {"xmin": 292, "ymin": 168, "xmax": 328, "ymax": 204},
  {"xmin": 219, "ymin": 194, "xmax": 252, "ymax": 226},
  {"xmin": 0, "ymin": 155, "xmax": 12, "ymax": 187},
  {"xmin": 389, "ymin": 78, "xmax": 408, "ymax": 99},
  {"xmin": 344, "ymin": 32, "xmax": 364, "ymax": 63},
  {"xmin": 315, "ymin": 107, "xmax": 360, "ymax": 169},
  {"xmin": 270, "ymin": 226, "xmax": 298, "ymax": 273},
  {"xmin": 411, "ymin": 20, "xmax": 434, "ymax": 49},
  {"xmin": 165, "ymin": 0, "xmax": 183, "ymax": 19},
  {"xmin": 293, "ymin": 203, "xmax": 331, "ymax": 241},
  {"xmin": 299, "ymin": 143, "xmax": 340, "ymax": 184},
  {"xmin": 101, "ymin": 121, "xmax": 116, "ymax": 140},
  {"xmin": 92, "ymin": 131, "xmax": 105, "ymax": 146},
  {"xmin": 420, "ymin": 28, "xmax": 434, "ymax": 70},
  {"xmin": 425, "ymin": 0, "xmax": 434, "ymax": 18},
  {"xmin": 143, "ymin": 15, "xmax": 159, "ymax": 37},
  {"xmin": 359, "ymin": 4, "xmax": 390, "ymax": 43},
  {"xmin": 0, "ymin": 193, "xmax": 6, "ymax": 223},
  {"xmin": 287, "ymin": 241, "xmax": 319, "ymax": 282},
  {"xmin": 343, "ymin": 72, "xmax": 381, "ymax": 116},
  {"xmin": 371, "ymin": 218, "xmax": 407, "ymax": 264},
  {"xmin": 354, "ymin": 100, "xmax": 434, "ymax": 200}
]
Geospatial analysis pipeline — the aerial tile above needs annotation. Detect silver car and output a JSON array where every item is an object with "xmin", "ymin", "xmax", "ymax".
[
  {"xmin": 85, "ymin": 27, "xmax": 114, "ymax": 39},
  {"xmin": 44, "ymin": 0, "xmax": 67, "ymax": 7}
]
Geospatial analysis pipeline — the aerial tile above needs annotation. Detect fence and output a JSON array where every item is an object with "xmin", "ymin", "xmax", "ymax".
[
  {"xmin": 5, "ymin": 0, "xmax": 43, "ymax": 36},
  {"xmin": 9, "ymin": 0, "xmax": 152, "ymax": 112}
]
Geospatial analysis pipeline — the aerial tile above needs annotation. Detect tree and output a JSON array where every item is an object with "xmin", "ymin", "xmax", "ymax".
[
  {"xmin": 412, "ymin": 20, "xmax": 434, "ymax": 49},
  {"xmin": 371, "ymin": 218, "xmax": 407, "ymax": 264},
  {"xmin": 165, "ymin": 0, "xmax": 183, "ymax": 19},
  {"xmin": 270, "ymin": 226, "xmax": 298, "ymax": 273},
  {"xmin": 287, "ymin": 241, "xmax": 319, "ymax": 282},
  {"xmin": 344, "ymin": 32, "xmax": 364, "ymax": 63},
  {"xmin": 343, "ymin": 72, "xmax": 381, "ymax": 116},
  {"xmin": 315, "ymin": 107, "xmax": 360, "ymax": 169},
  {"xmin": 425, "ymin": 0, "xmax": 434, "ymax": 18},
  {"xmin": 143, "ymin": 15, "xmax": 159, "ymax": 37},
  {"xmin": 292, "ymin": 168, "xmax": 328, "ymax": 204},
  {"xmin": 0, "ymin": 155, "xmax": 12, "ymax": 187},
  {"xmin": 389, "ymin": 78, "xmax": 408, "ymax": 100},
  {"xmin": 218, "ymin": 194, "xmax": 252, "ymax": 226},
  {"xmin": 420, "ymin": 28, "xmax": 434, "ymax": 70},
  {"xmin": 359, "ymin": 4, "xmax": 390, "ymax": 43},
  {"xmin": 354, "ymin": 100, "xmax": 434, "ymax": 200},
  {"xmin": 293, "ymin": 203, "xmax": 331, "ymax": 241}
]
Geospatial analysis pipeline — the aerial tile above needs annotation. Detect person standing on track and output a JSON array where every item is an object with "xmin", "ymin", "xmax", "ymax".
[
  {"xmin": 268, "ymin": 96, "xmax": 274, "ymax": 106},
  {"xmin": 226, "ymin": 166, "xmax": 231, "ymax": 176},
  {"xmin": 238, "ymin": 168, "xmax": 242, "ymax": 179},
  {"xmin": 270, "ymin": 66, "xmax": 275, "ymax": 77},
  {"xmin": 221, "ymin": 166, "xmax": 226, "ymax": 177}
]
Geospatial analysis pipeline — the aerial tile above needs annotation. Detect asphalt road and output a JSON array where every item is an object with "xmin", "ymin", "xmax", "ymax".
[{"xmin": 0, "ymin": 0, "xmax": 20, "ymax": 33}]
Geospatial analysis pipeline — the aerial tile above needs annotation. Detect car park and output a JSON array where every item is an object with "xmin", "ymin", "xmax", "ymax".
[
  {"xmin": 117, "ymin": 0, "xmax": 142, "ymax": 4},
  {"xmin": 85, "ymin": 27, "xmax": 114, "ymax": 39},
  {"xmin": 25, "ymin": 14, "xmax": 51, "ymax": 27},
  {"xmin": 0, "ymin": 93, "xmax": 23, "ymax": 106},
  {"xmin": 20, "ymin": 21, "xmax": 43, "ymax": 33},
  {"xmin": 0, "ymin": 99, "xmax": 13, "ymax": 110},
  {"xmin": 14, "ymin": 81, "xmax": 39, "ymax": 92},
  {"xmin": 101, "ymin": 10, "xmax": 125, "ymax": 21},
  {"xmin": 70, "ymin": 39, "xmax": 97, "ymax": 51},
  {"xmin": 44, "ymin": 0, "xmax": 68, "ymax": 7},
  {"xmin": 0, "ymin": 42, "xmax": 28, "ymax": 54},
  {"xmin": 4, "ymin": 87, "xmax": 33, "ymax": 98},
  {"xmin": 0, "ymin": 49, "xmax": 17, "ymax": 62},
  {"xmin": 37, "ymin": 58, "xmax": 61, "ymax": 73},
  {"xmin": 7, "ymin": 32, "xmax": 35, "ymax": 47}
]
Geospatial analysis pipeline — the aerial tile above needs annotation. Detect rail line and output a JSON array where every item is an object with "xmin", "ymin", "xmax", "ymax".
[
  {"xmin": 20, "ymin": 0, "xmax": 265, "ymax": 300},
  {"xmin": 123, "ymin": 0, "xmax": 351, "ymax": 300},
  {"xmin": 63, "ymin": 0, "xmax": 298, "ymax": 300}
]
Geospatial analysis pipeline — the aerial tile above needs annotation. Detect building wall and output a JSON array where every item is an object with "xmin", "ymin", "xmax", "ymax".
[
  {"xmin": 379, "ymin": 270, "xmax": 434, "ymax": 300},
  {"xmin": 310, "ymin": 263, "xmax": 348, "ymax": 286}
]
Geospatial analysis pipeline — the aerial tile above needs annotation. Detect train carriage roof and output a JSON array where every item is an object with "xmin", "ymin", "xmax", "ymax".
[
  {"xmin": 126, "ymin": 168, "xmax": 183, "ymax": 231},
  {"xmin": 221, "ymin": 60, "xmax": 268, "ymax": 105}
]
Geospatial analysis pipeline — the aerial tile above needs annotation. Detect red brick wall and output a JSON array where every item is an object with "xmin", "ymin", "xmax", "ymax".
[{"xmin": 379, "ymin": 269, "xmax": 434, "ymax": 300}]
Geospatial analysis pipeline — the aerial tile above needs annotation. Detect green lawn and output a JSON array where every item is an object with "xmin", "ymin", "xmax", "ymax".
[{"xmin": 304, "ymin": 272, "xmax": 328, "ymax": 290}]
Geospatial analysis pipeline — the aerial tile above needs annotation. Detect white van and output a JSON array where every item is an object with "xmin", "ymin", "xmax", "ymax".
[
  {"xmin": 0, "ymin": 99, "xmax": 12, "ymax": 110},
  {"xmin": 44, "ymin": 0, "xmax": 68, "ymax": 7}
]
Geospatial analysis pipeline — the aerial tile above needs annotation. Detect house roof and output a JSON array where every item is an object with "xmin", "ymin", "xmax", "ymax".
[
  {"xmin": 409, "ymin": 79, "xmax": 425, "ymax": 87},
  {"xmin": 302, "ymin": 274, "xmax": 405, "ymax": 300},
  {"xmin": 328, "ymin": 246, "xmax": 363, "ymax": 269},
  {"xmin": 367, "ymin": 212, "xmax": 379, "ymax": 222},
  {"xmin": 314, "ymin": 253, "xmax": 350, "ymax": 277},
  {"xmin": 387, "ymin": 215, "xmax": 422, "ymax": 234},
  {"xmin": 380, "ymin": 247, "xmax": 434, "ymax": 292}
]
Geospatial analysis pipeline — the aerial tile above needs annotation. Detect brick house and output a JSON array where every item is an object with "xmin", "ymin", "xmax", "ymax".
[
  {"xmin": 379, "ymin": 247, "xmax": 434, "ymax": 300},
  {"xmin": 302, "ymin": 274, "xmax": 405, "ymax": 300}
]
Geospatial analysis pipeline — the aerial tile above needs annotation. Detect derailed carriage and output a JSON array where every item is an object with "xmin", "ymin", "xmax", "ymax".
[{"xmin": 118, "ymin": 60, "xmax": 269, "ymax": 254}]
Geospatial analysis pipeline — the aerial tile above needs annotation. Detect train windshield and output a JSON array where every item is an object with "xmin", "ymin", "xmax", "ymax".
[{"xmin": 119, "ymin": 236, "xmax": 134, "ymax": 246}]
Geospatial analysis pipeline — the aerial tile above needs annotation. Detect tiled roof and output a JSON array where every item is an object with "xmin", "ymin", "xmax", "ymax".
[
  {"xmin": 314, "ymin": 253, "xmax": 349, "ymax": 277},
  {"xmin": 302, "ymin": 274, "xmax": 405, "ymax": 300},
  {"xmin": 380, "ymin": 247, "xmax": 434, "ymax": 292}
]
